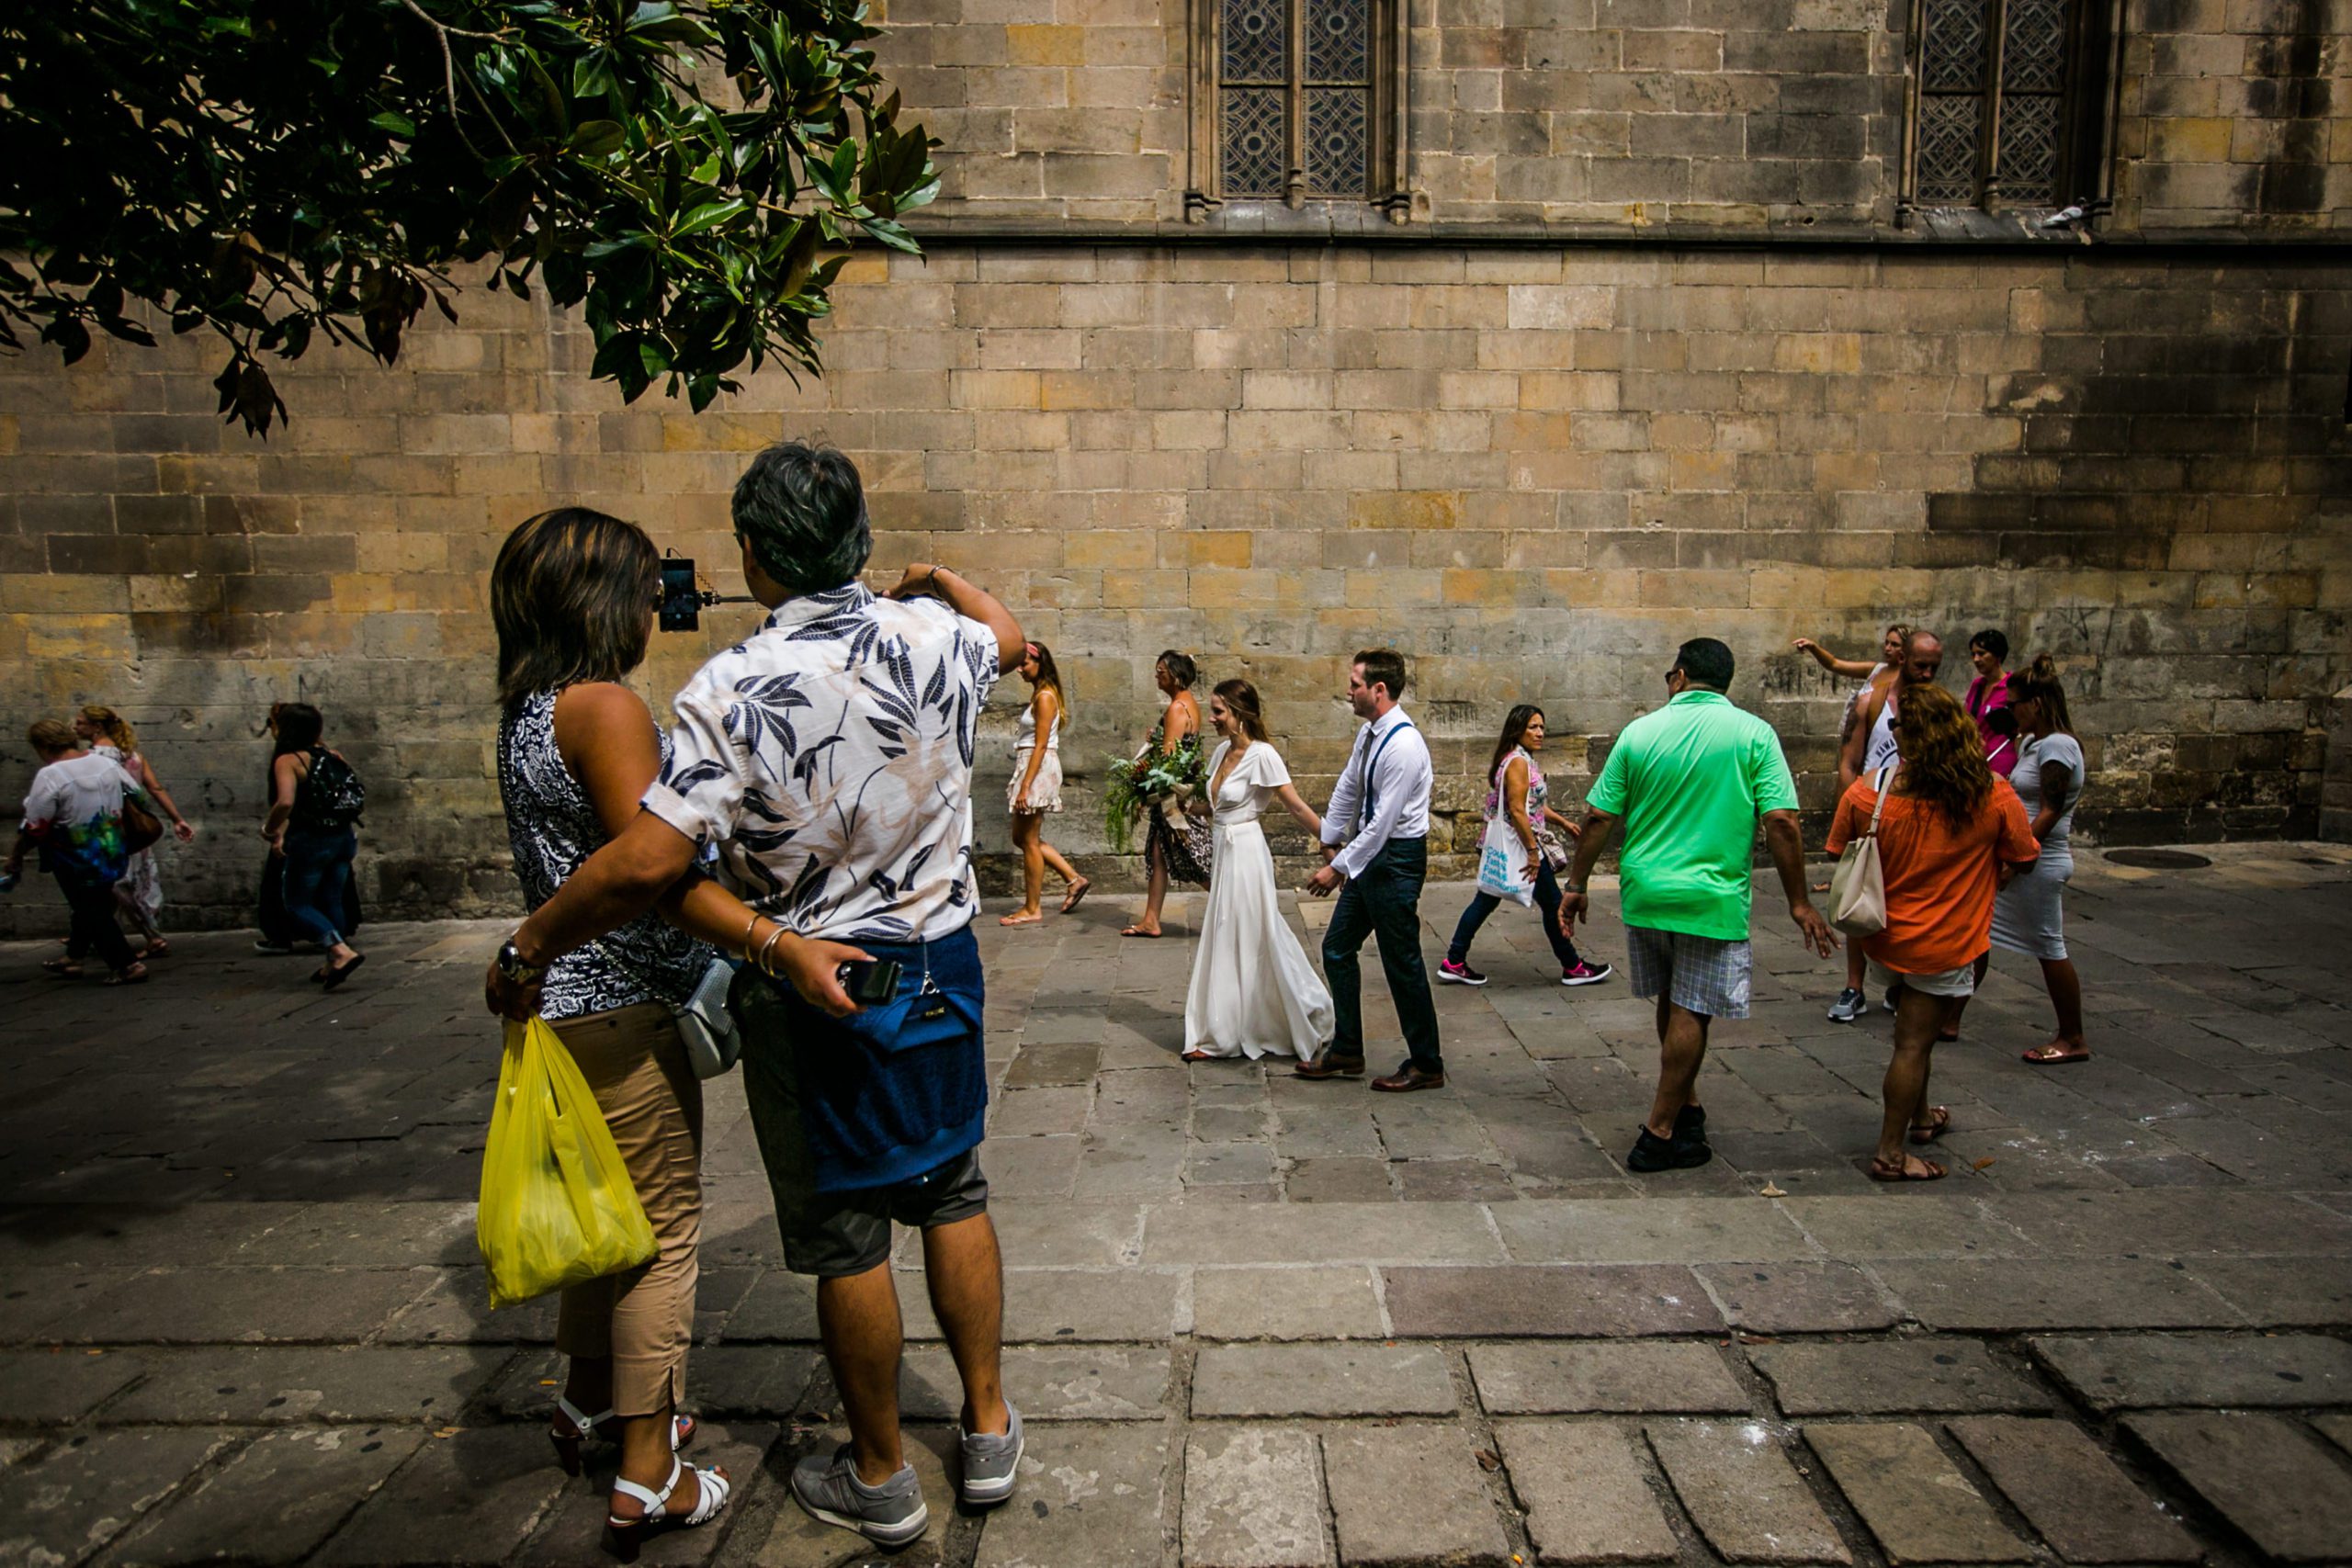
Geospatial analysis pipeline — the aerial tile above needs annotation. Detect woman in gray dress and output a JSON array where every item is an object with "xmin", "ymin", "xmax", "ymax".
[{"xmin": 1948, "ymin": 655, "xmax": 2088, "ymax": 1063}]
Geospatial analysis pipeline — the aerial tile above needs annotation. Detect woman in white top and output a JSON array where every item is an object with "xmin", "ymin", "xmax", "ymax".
[
  {"xmin": 75, "ymin": 705, "xmax": 198, "ymax": 957},
  {"xmin": 1182, "ymin": 680, "xmax": 1334, "ymax": 1062},
  {"xmin": 1951, "ymin": 655, "xmax": 2090, "ymax": 1063},
  {"xmin": 1438, "ymin": 705, "xmax": 1611, "ymax": 988},
  {"xmin": 1001, "ymin": 641, "xmax": 1089, "ymax": 926}
]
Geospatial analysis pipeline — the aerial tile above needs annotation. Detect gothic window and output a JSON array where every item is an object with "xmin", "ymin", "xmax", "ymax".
[
  {"xmin": 1904, "ymin": 0, "xmax": 2120, "ymax": 215},
  {"xmin": 1187, "ymin": 0, "xmax": 1408, "ymax": 220}
]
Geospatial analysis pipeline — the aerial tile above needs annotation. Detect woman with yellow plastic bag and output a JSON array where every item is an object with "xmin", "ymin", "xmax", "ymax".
[{"xmin": 483, "ymin": 510, "xmax": 756, "ymax": 1559}]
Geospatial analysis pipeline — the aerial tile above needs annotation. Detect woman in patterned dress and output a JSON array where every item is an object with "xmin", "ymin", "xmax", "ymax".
[
  {"xmin": 490, "ymin": 508, "xmax": 738, "ymax": 1546},
  {"xmin": 1122, "ymin": 649, "xmax": 1209, "ymax": 938},
  {"xmin": 74, "ymin": 705, "xmax": 197, "ymax": 957}
]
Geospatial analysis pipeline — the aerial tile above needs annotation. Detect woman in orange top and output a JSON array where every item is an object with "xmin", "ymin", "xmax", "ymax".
[{"xmin": 1826, "ymin": 684, "xmax": 2040, "ymax": 1182}]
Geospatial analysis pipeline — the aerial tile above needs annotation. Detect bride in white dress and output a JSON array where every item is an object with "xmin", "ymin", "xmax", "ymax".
[{"xmin": 1183, "ymin": 679, "xmax": 1337, "ymax": 1062}]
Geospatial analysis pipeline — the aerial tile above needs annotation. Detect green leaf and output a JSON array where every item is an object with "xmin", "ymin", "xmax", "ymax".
[
  {"xmin": 569, "ymin": 119, "xmax": 626, "ymax": 156},
  {"xmin": 672, "ymin": 197, "xmax": 747, "ymax": 238},
  {"xmin": 369, "ymin": 111, "xmax": 418, "ymax": 139}
]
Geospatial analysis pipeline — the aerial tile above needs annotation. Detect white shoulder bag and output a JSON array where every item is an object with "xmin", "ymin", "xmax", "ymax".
[{"xmin": 1828, "ymin": 767, "xmax": 1893, "ymax": 937}]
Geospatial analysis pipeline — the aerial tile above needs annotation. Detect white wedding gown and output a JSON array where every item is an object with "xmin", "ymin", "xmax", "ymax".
[{"xmin": 1183, "ymin": 740, "xmax": 1336, "ymax": 1061}]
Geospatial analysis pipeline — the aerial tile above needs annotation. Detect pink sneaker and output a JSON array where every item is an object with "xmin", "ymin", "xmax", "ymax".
[
  {"xmin": 1560, "ymin": 961, "xmax": 1613, "ymax": 987},
  {"xmin": 1437, "ymin": 958, "xmax": 1487, "ymax": 986}
]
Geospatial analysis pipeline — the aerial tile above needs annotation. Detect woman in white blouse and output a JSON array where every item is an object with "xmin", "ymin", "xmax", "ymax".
[{"xmin": 1182, "ymin": 680, "xmax": 1334, "ymax": 1062}]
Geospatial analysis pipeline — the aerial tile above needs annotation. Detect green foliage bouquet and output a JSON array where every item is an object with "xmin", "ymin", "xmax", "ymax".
[{"xmin": 1102, "ymin": 734, "xmax": 1205, "ymax": 853}]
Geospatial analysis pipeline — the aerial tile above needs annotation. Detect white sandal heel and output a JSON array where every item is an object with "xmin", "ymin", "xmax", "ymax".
[
  {"xmin": 549, "ymin": 1396, "xmax": 695, "ymax": 1476},
  {"xmin": 604, "ymin": 1455, "xmax": 730, "ymax": 1562}
]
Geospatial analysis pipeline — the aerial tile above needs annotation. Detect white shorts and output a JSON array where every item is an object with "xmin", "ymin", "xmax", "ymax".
[{"xmin": 1867, "ymin": 957, "xmax": 1977, "ymax": 999}]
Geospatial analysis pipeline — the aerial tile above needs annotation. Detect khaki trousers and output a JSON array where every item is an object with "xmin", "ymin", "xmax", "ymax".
[{"xmin": 550, "ymin": 1002, "xmax": 704, "ymax": 1416}]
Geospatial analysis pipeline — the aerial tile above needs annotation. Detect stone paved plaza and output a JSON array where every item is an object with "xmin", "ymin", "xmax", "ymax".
[{"xmin": 6, "ymin": 848, "xmax": 2352, "ymax": 1566}]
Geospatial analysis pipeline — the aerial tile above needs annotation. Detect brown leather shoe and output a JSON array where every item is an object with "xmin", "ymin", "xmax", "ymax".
[
  {"xmin": 1370, "ymin": 1066, "xmax": 1446, "ymax": 1093},
  {"xmin": 1294, "ymin": 1052, "xmax": 1366, "ymax": 1080}
]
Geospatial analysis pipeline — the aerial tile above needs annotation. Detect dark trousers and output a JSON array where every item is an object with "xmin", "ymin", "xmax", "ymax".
[
  {"xmin": 56, "ymin": 869, "xmax": 136, "ymax": 971},
  {"xmin": 280, "ymin": 826, "xmax": 356, "ymax": 948},
  {"xmin": 1449, "ymin": 860, "xmax": 1583, "ymax": 970},
  {"xmin": 1323, "ymin": 837, "xmax": 1442, "ymax": 1073}
]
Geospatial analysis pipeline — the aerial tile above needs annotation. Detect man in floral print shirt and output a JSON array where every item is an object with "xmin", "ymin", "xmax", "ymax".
[{"xmin": 492, "ymin": 444, "xmax": 1027, "ymax": 1545}]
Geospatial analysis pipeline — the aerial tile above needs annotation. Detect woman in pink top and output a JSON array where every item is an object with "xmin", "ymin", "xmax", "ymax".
[{"xmin": 1964, "ymin": 629, "xmax": 2017, "ymax": 777}]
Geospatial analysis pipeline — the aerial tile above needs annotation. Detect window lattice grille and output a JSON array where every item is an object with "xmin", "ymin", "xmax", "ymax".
[
  {"xmin": 1914, "ymin": 0, "xmax": 2075, "ymax": 209},
  {"xmin": 1217, "ymin": 0, "xmax": 1374, "ymax": 199}
]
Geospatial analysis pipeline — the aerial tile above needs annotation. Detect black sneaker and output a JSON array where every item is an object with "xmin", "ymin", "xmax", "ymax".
[
  {"xmin": 1675, "ymin": 1103, "xmax": 1706, "ymax": 1139},
  {"xmin": 253, "ymin": 939, "xmax": 294, "ymax": 956},
  {"xmin": 1626, "ymin": 1126, "xmax": 1713, "ymax": 1173},
  {"xmin": 1436, "ymin": 959, "xmax": 1487, "ymax": 986}
]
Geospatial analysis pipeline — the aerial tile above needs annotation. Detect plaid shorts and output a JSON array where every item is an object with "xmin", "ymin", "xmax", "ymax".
[{"xmin": 1623, "ymin": 925, "xmax": 1753, "ymax": 1020}]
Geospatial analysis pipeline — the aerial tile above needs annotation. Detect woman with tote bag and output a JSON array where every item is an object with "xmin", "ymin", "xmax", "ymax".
[{"xmin": 1439, "ymin": 705, "xmax": 1612, "ymax": 989}]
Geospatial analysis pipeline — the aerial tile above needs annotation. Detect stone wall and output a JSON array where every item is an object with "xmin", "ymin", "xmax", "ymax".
[
  {"xmin": 4, "ymin": 243, "xmax": 2346, "ymax": 932},
  {"xmin": 881, "ymin": 0, "xmax": 2350, "ymax": 233}
]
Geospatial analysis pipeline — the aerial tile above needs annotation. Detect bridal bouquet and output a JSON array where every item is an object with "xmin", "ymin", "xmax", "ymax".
[{"xmin": 1102, "ymin": 734, "xmax": 1206, "ymax": 852}]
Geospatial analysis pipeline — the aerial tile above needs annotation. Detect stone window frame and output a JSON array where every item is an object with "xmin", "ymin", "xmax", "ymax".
[
  {"xmin": 1898, "ymin": 0, "xmax": 2125, "ymax": 222},
  {"xmin": 1183, "ymin": 0, "xmax": 1411, "ymax": 225}
]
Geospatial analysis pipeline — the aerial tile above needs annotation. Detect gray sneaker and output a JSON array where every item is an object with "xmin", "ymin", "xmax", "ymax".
[
  {"xmin": 1826, "ymin": 987, "xmax": 1865, "ymax": 1022},
  {"xmin": 959, "ymin": 1403, "xmax": 1024, "ymax": 1507},
  {"xmin": 790, "ymin": 1445, "xmax": 928, "ymax": 1547}
]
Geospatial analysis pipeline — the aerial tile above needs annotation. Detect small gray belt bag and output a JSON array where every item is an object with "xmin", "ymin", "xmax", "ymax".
[{"xmin": 673, "ymin": 958, "xmax": 743, "ymax": 1078}]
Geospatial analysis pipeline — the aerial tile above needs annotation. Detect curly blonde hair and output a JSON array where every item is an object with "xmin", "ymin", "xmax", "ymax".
[
  {"xmin": 80, "ymin": 705, "xmax": 136, "ymax": 751},
  {"xmin": 1894, "ymin": 683, "xmax": 1993, "ymax": 828}
]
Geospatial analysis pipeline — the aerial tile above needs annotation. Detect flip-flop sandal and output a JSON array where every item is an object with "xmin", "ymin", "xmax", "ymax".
[
  {"xmin": 1061, "ymin": 879, "xmax": 1091, "ymax": 914},
  {"xmin": 1182, "ymin": 1050, "xmax": 1213, "ymax": 1062},
  {"xmin": 321, "ymin": 953, "xmax": 366, "ymax": 991},
  {"xmin": 2021, "ymin": 1044, "xmax": 2089, "ymax": 1065},
  {"xmin": 998, "ymin": 912, "xmax": 1043, "ymax": 927},
  {"xmin": 1869, "ymin": 1154, "xmax": 1947, "ymax": 1182},
  {"xmin": 104, "ymin": 964, "xmax": 149, "ymax": 987},
  {"xmin": 1908, "ymin": 1106, "xmax": 1952, "ymax": 1145},
  {"xmin": 1120, "ymin": 927, "xmax": 1162, "ymax": 939},
  {"xmin": 141, "ymin": 940, "xmax": 171, "ymax": 959},
  {"xmin": 40, "ymin": 957, "xmax": 82, "ymax": 977}
]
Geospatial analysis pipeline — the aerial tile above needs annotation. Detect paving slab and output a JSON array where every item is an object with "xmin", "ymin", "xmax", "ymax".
[
  {"xmin": 2030, "ymin": 1331, "xmax": 2352, "ymax": 1412},
  {"xmin": 1382, "ymin": 1265, "xmax": 1724, "ymax": 1337},
  {"xmin": 1803, "ymin": 1421, "xmax": 2031, "ymax": 1564},
  {"xmin": 96, "ymin": 1426, "xmax": 426, "ymax": 1566},
  {"xmin": 2314, "ymin": 1411, "xmax": 2352, "ymax": 1459},
  {"xmin": 1193, "ymin": 1341, "xmax": 1455, "ymax": 1417},
  {"xmin": 1946, "ymin": 1417, "xmax": 2199, "ymax": 1565},
  {"xmin": 2122, "ymin": 1411, "xmax": 2352, "ymax": 1562},
  {"xmin": 900, "ymin": 1344, "xmax": 1170, "ymax": 1421},
  {"xmin": 1491, "ymin": 1197, "xmax": 1815, "ymax": 1264},
  {"xmin": 101, "ymin": 1345, "xmax": 510, "ymax": 1426},
  {"xmin": 1872, "ymin": 1258, "xmax": 2245, "ymax": 1331},
  {"xmin": 314, "ymin": 1424, "xmax": 571, "ymax": 1565},
  {"xmin": 1751, "ymin": 1340, "xmax": 2054, "ymax": 1416},
  {"xmin": 1692, "ymin": 1261, "xmax": 1899, "ymax": 1332},
  {"xmin": 1778, "ymin": 1195, "xmax": 2031, "ymax": 1258},
  {"xmin": 1190, "ymin": 1266, "xmax": 1385, "ymax": 1340},
  {"xmin": 1646, "ymin": 1419, "xmax": 1852, "ymax": 1565},
  {"xmin": 1181, "ymin": 1426, "xmax": 1333, "ymax": 1568},
  {"xmin": 2178, "ymin": 1256, "xmax": 2352, "ymax": 1325},
  {"xmin": 1143, "ymin": 1201, "xmax": 1500, "ymax": 1266},
  {"xmin": 0, "ymin": 1426, "xmax": 237, "ymax": 1568},
  {"xmin": 1992, "ymin": 1190, "xmax": 2352, "ymax": 1257},
  {"xmin": 1468, "ymin": 1341, "xmax": 1747, "ymax": 1415},
  {"xmin": 1322, "ymin": 1423, "xmax": 1510, "ymax": 1566},
  {"xmin": 1494, "ymin": 1420, "xmax": 1677, "ymax": 1564},
  {"xmin": 973, "ymin": 1420, "xmax": 1170, "ymax": 1568},
  {"xmin": 55, "ymin": 1266, "xmax": 435, "ymax": 1345},
  {"xmin": 3, "ymin": 1346, "xmax": 148, "ymax": 1423}
]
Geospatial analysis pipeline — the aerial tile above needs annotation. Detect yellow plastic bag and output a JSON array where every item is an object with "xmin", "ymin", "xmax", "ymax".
[{"xmin": 477, "ymin": 1016, "xmax": 657, "ymax": 1310}]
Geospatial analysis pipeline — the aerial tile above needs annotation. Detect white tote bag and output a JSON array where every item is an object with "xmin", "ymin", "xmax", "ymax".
[
  {"xmin": 1476, "ymin": 818, "xmax": 1535, "ymax": 907},
  {"xmin": 1828, "ymin": 767, "xmax": 1893, "ymax": 937}
]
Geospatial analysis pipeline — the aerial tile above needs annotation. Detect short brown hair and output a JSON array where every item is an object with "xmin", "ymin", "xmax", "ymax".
[
  {"xmin": 28, "ymin": 719, "xmax": 77, "ymax": 754},
  {"xmin": 1353, "ymin": 649, "xmax": 1408, "ymax": 700},
  {"xmin": 492, "ymin": 508, "xmax": 662, "ymax": 713}
]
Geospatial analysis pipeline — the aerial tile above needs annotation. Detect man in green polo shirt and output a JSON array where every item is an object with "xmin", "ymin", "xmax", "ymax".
[{"xmin": 1560, "ymin": 637, "xmax": 1838, "ymax": 1172}]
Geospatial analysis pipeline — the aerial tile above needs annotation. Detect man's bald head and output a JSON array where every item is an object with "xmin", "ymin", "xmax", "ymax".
[{"xmin": 1901, "ymin": 630, "xmax": 1943, "ymax": 686}]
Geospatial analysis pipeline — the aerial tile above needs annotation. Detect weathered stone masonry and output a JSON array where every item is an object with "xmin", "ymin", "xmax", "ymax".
[{"xmin": 2, "ymin": 0, "xmax": 2347, "ymax": 931}]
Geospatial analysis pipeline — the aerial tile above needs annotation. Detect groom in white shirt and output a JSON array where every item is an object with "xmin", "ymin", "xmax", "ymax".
[{"xmin": 1299, "ymin": 649, "xmax": 1445, "ymax": 1092}]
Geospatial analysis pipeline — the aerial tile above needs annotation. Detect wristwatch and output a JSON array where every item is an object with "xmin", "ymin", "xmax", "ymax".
[{"xmin": 495, "ymin": 940, "xmax": 545, "ymax": 986}]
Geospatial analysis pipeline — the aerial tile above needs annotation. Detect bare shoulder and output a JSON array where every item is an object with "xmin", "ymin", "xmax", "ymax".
[{"xmin": 554, "ymin": 682, "xmax": 653, "ymax": 732}]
